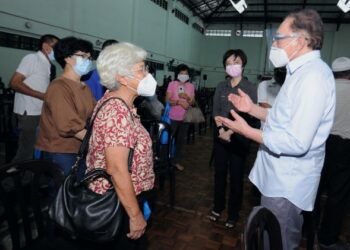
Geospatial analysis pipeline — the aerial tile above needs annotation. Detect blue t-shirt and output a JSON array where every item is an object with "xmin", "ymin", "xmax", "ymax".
[{"xmin": 85, "ymin": 69, "xmax": 105, "ymax": 101}]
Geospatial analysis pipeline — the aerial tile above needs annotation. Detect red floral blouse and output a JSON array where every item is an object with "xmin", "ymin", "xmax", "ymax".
[{"xmin": 86, "ymin": 96, "xmax": 155, "ymax": 195}]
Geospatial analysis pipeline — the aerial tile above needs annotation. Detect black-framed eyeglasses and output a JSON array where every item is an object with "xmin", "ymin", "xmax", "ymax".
[{"xmin": 73, "ymin": 53, "xmax": 92, "ymax": 60}]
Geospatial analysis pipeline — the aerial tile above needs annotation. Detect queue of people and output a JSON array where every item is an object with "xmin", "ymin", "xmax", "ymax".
[{"xmin": 5, "ymin": 7, "xmax": 350, "ymax": 250}]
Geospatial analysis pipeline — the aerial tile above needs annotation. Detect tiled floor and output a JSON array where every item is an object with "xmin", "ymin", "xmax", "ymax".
[{"xmin": 147, "ymin": 130, "xmax": 350, "ymax": 250}]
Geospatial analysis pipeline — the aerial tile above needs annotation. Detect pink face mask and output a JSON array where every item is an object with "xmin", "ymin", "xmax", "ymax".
[{"xmin": 226, "ymin": 64, "xmax": 242, "ymax": 78}]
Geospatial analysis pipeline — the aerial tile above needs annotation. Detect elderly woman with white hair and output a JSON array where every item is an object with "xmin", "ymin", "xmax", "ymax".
[{"xmin": 85, "ymin": 42, "xmax": 156, "ymax": 249}]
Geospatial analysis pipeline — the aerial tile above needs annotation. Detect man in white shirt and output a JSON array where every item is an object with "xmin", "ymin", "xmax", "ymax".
[
  {"xmin": 216, "ymin": 9, "xmax": 335, "ymax": 250},
  {"xmin": 10, "ymin": 34, "xmax": 59, "ymax": 162},
  {"xmin": 317, "ymin": 57, "xmax": 350, "ymax": 250},
  {"xmin": 258, "ymin": 67, "xmax": 286, "ymax": 108}
]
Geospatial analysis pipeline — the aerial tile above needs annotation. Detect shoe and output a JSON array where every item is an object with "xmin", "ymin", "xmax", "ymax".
[
  {"xmin": 319, "ymin": 240, "xmax": 350, "ymax": 250},
  {"xmin": 208, "ymin": 210, "xmax": 221, "ymax": 222},
  {"xmin": 175, "ymin": 164, "xmax": 184, "ymax": 171},
  {"xmin": 225, "ymin": 219, "xmax": 236, "ymax": 229}
]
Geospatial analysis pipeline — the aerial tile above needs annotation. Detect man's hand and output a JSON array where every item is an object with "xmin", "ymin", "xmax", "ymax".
[
  {"xmin": 215, "ymin": 110, "xmax": 250, "ymax": 136},
  {"xmin": 127, "ymin": 212, "xmax": 147, "ymax": 240},
  {"xmin": 10, "ymin": 72, "xmax": 45, "ymax": 100},
  {"xmin": 228, "ymin": 88, "xmax": 253, "ymax": 114}
]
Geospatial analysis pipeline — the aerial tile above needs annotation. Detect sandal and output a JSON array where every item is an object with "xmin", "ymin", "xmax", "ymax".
[
  {"xmin": 208, "ymin": 210, "xmax": 221, "ymax": 222},
  {"xmin": 225, "ymin": 219, "xmax": 236, "ymax": 229}
]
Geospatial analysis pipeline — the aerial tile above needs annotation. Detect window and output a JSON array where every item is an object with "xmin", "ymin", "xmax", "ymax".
[
  {"xmin": 150, "ymin": 0, "xmax": 168, "ymax": 10},
  {"xmin": 192, "ymin": 23, "xmax": 204, "ymax": 34},
  {"xmin": 146, "ymin": 60, "xmax": 164, "ymax": 71},
  {"xmin": 205, "ymin": 29, "xmax": 232, "ymax": 37},
  {"xmin": 174, "ymin": 9, "xmax": 189, "ymax": 24},
  {"xmin": 242, "ymin": 30, "xmax": 264, "ymax": 38}
]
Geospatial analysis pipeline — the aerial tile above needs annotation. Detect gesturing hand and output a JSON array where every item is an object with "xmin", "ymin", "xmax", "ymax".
[
  {"xmin": 228, "ymin": 88, "xmax": 253, "ymax": 113},
  {"xmin": 215, "ymin": 110, "xmax": 249, "ymax": 136}
]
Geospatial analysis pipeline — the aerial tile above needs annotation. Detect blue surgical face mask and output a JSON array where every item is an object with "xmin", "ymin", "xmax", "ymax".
[
  {"xmin": 48, "ymin": 50, "xmax": 55, "ymax": 61},
  {"xmin": 73, "ymin": 56, "xmax": 92, "ymax": 76}
]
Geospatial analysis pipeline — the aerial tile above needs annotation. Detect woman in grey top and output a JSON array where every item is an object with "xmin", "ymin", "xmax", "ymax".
[{"xmin": 209, "ymin": 49, "xmax": 258, "ymax": 228}]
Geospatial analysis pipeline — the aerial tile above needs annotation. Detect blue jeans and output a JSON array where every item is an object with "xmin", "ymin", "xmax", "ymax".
[{"xmin": 43, "ymin": 152, "xmax": 86, "ymax": 178}]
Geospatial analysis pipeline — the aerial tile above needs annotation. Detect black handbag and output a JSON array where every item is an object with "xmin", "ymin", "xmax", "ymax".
[{"xmin": 49, "ymin": 97, "xmax": 134, "ymax": 242}]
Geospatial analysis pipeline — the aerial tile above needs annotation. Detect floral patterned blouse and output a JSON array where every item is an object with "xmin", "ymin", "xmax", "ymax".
[{"xmin": 86, "ymin": 95, "xmax": 155, "ymax": 195}]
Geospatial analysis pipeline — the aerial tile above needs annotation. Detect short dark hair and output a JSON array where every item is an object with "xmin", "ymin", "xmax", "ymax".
[
  {"xmin": 175, "ymin": 64, "xmax": 190, "ymax": 79},
  {"xmin": 38, "ymin": 34, "xmax": 59, "ymax": 51},
  {"xmin": 287, "ymin": 9, "xmax": 324, "ymax": 50},
  {"xmin": 334, "ymin": 70, "xmax": 350, "ymax": 79},
  {"xmin": 54, "ymin": 36, "xmax": 93, "ymax": 68},
  {"xmin": 222, "ymin": 49, "xmax": 247, "ymax": 68},
  {"xmin": 102, "ymin": 39, "xmax": 119, "ymax": 50}
]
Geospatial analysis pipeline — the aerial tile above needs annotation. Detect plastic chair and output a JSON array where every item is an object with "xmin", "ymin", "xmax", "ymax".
[
  {"xmin": 147, "ymin": 120, "xmax": 175, "ymax": 207},
  {"xmin": 0, "ymin": 160, "xmax": 64, "ymax": 250},
  {"xmin": 244, "ymin": 206, "xmax": 283, "ymax": 250}
]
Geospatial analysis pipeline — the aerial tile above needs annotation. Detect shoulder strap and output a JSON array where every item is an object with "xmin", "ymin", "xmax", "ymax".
[{"xmin": 78, "ymin": 97, "xmax": 134, "ymax": 157}]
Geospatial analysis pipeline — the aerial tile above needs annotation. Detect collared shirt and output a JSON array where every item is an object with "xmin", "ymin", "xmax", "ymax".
[
  {"xmin": 13, "ymin": 51, "xmax": 51, "ymax": 115},
  {"xmin": 249, "ymin": 50, "xmax": 335, "ymax": 211},
  {"xmin": 257, "ymin": 78, "xmax": 281, "ymax": 107},
  {"xmin": 331, "ymin": 78, "xmax": 350, "ymax": 139}
]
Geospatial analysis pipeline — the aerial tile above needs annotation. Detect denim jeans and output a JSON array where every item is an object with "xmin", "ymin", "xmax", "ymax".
[{"xmin": 43, "ymin": 152, "xmax": 86, "ymax": 179}]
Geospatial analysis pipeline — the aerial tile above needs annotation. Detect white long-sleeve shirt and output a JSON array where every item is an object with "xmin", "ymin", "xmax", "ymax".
[{"xmin": 249, "ymin": 50, "xmax": 336, "ymax": 211}]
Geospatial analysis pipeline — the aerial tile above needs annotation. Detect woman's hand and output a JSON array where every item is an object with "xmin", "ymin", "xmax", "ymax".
[
  {"xmin": 178, "ymin": 99, "xmax": 190, "ymax": 109},
  {"xmin": 215, "ymin": 110, "xmax": 250, "ymax": 136},
  {"xmin": 228, "ymin": 88, "xmax": 253, "ymax": 114},
  {"xmin": 218, "ymin": 128, "xmax": 232, "ymax": 142},
  {"xmin": 127, "ymin": 212, "xmax": 147, "ymax": 240}
]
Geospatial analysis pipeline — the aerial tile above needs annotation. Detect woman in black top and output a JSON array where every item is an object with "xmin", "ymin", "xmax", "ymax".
[{"xmin": 210, "ymin": 49, "xmax": 258, "ymax": 228}]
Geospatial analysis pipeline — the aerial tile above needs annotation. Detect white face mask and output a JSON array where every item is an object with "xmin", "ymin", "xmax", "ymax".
[
  {"xmin": 48, "ymin": 50, "xmax": 55, "ymax": 61},
  {"xmin": 137, "ymin": 73, "xmax": 157, "ymax": 97},
  {"xmin": 269, "ymin": 38, "xmax": 300, "ymax": 67},
  {"xmin": 269, "ymin": 46, "xmax": 289, "ymax": 68},
  {"xmin": 178, "ymin": 74, "xmax": 189, "ymax": 83}
]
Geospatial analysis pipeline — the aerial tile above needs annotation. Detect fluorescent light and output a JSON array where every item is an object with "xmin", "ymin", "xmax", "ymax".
[
  {"xmin": 228, "ymin": 0, "xmax": 248, "ymax": 14},
  {"xmin": 338, "ymin": 0, "xmax": 350, "ymax": 13}
]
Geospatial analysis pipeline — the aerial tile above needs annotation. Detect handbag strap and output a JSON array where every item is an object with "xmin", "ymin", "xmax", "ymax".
[{"xmin": 72, "ymin": 96, "xmax": 135, "ymax": 174}]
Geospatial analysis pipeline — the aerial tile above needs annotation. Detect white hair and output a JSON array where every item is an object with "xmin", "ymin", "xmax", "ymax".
[{"xmin": 97, "ymin": 42, "xmax": 147, "ymax": 90}]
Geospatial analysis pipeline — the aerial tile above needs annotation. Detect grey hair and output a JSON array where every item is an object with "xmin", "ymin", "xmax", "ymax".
[{"xmin": 97, "ymin": 42, "xmax": 147, "ymax": 90}]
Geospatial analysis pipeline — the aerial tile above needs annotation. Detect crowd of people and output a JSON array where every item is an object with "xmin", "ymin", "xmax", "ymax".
[{"xmin": 5, "ymin": 7, "xmax": 350, "ymax": 250}]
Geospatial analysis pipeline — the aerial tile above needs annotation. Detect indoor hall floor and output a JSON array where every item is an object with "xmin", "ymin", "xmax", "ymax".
[{"xmin": 146, "ymin": 130, "xmax": 350, "ymax": 250}]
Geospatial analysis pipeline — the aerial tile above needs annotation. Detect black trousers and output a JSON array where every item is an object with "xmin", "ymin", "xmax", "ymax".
[
  {"xmin": 318, "ymin": 134, "xmax": 350, "ymax": 245},
  {"xmin": 170, "ymin": 120, "xmax": 189, "ymax": 165},
  {"xmin": 213, "ymin": 131, "xmax": 249, "ymax": 221}
]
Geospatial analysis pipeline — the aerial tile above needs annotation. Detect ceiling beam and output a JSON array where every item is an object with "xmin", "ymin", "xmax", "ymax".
[
  {"xmin": 248, "ymin": 2, "xmax": 336, "ymax": 6},
  {"xmin": 216, "ymin": 10, "xmax": 342, "ymax": 14},
  {"xmin": 203, "ymin": 0, "xmax": 229, "ymax": 23},
  {"xmin": 177, "ymin": 0, "xmax": 201, "ymax": 17},
  {"xmin": 208, "ymin": 16, "xmax": 350, "ymax": 24}
]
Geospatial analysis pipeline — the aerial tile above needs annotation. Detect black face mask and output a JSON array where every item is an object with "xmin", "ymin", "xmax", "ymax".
[{"xmin": 274, "ymin": 67, "xmax": 287, "ymax": 85}]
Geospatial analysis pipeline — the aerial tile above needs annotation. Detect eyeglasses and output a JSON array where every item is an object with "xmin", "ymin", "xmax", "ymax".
[
  {"xmin": 272, "ymin": 33, "xmax": 301, "ymax": 42},
  {"xmin": 73, "ymin": 53, "xmax": 92, "ymax": 60},
  {"xmin": 132, "ymin": 65, "xmax": 149, "ymax": 74}
]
